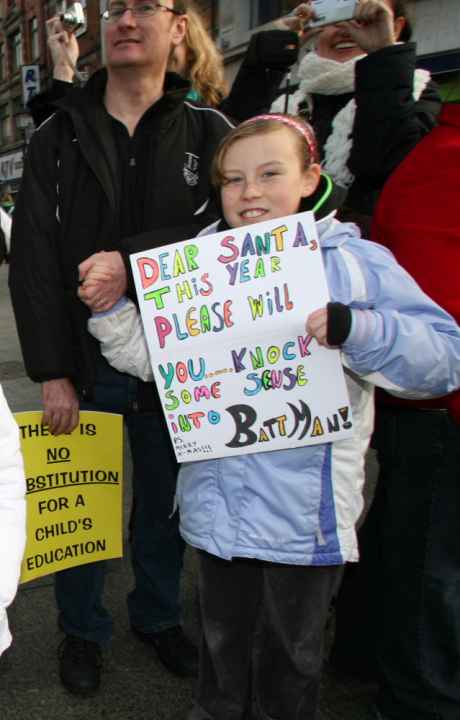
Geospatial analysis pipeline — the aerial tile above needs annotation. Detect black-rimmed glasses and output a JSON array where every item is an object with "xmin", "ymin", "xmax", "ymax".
[{"xmin": 101, "ymin": 2, "xmax": 183, "ymax": 22}]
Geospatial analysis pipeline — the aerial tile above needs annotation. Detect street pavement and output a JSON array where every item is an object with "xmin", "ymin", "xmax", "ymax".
[{"xmin": 0, "ymin": 264, "xmax": 376, "ymax": 720}]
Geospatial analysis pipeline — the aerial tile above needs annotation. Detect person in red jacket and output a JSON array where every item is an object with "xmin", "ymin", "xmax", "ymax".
[{"xmin": 369, "ymin": 102, "xmax": 460, "ymax": 720}]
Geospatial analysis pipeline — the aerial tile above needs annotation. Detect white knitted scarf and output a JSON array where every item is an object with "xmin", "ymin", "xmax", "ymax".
[{"xmin": 271, "ymin": 50, "xmax": 431, "ymax": 188}]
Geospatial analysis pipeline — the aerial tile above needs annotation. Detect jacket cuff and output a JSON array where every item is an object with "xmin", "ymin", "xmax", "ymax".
[
  {"xmin": 91, "ymin": 296, "xmax": 128, "ymax": 319},
  {"xmin": 52, "ymin": 79, "xmax": 74, "ymax": 92},
  {"xmin": 326, "ymin": 302, "xmax": 352, "ymax": 346}
]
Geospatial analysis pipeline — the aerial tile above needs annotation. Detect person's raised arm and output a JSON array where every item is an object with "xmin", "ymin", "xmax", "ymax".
[
  {"xmin": 27, "ymin": 16, "xmax": 79, "ymax": 127},
  {"xmin": 219, "ymin": 2, "xmax": 319, "ymax": 122},
  {"xmin": 219, "ymin": 30, "xmax": 299, "ymax": 122},
  {"xmin": 346, "ymin": 0, "xmax": 441, "ymax": 187},
  {"xmin": 47, "ymin": 15, "xmax": 79, "ymax": 82}
]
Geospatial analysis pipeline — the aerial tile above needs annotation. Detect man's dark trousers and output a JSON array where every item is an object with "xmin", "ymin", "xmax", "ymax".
[
  {"xmin": 55, "ymin": 358, "xmax": 184, "ymax": 644},
  {"xmin": 373, "ymin": 407, "xmax": 460, "ymax": 720}
]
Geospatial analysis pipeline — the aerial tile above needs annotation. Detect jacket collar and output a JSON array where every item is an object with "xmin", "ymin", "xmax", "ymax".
[
  {"xmin": 56, "ymin": 68, "xmax": 190, "ymax": 113},
  {"xmin": 54, "ymin": 69, "xmax": 191, "ymax": 212},
  {"xmin": 299, "ymin": 172, "xmax": 345, "ymax": 219}
]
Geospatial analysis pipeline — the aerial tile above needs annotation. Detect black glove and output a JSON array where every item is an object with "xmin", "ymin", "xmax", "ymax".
[
  {"xmin": 327, "ymin": 302, "xmax": 352, "ymax": 346},
  {"xmin": 245, "ymin": 30, "xmax": 299, "ymax": 71}
]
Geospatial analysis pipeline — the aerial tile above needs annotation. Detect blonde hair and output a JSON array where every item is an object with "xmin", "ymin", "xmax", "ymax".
[
  {"xmin": 212, "ymin": 114, "xmax": 318, "ymax": 187},
  {"xmin": 183, "ymin": 5, "xmax": 227, "ymax": 107}
]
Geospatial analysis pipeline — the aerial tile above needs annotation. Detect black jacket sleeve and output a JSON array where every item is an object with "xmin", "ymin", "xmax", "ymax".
[
  {"xmin": 9, "ymin": 121, "xmax": 78, "ymax": 383},
  {"xmin": 27, "ymin": 80, "xmax": 74, "ymax": 128},
  {"xmin": 349, "ymin": 43, "xmax": 441, "ymax": 188},
  {"xmin": 0, "ymin": 226, "xmax": 6, "ymax": 265},
  {"xmin": 219, "ymin": 30, "xmax": 299, "ymax": 122}
]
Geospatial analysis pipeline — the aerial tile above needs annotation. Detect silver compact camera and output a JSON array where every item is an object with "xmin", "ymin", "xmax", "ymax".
[{"xmin": 60, "ymin": 2, "xmax": 85, "ymax": 33}]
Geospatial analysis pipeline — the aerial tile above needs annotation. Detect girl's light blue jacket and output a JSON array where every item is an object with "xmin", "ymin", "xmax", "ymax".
[{"xmin": 89, "ymin": 216, "xmax": 460, "ymax": 566}]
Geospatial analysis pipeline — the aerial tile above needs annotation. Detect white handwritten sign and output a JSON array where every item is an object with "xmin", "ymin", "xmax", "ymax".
[{"xmin": 131, "ymin": 212, "xmax": 352, "ymax": 462}]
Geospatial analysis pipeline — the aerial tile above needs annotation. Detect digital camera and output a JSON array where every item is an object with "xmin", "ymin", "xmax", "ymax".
[
  {"xmin": 60, "ymin": 2, "xmax": 85, "ymax": 33},
  {"xmin": 309, "ymin": 0, "xmax": 358, "ymax": 28}
]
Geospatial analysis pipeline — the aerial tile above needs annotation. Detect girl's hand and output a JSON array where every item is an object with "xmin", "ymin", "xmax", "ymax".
[
  {"xmin": 306, "ymin": 303, "xmax": 353, "ymax": 347},
  {"xmin": 46, "ymin": 15, "xmax": 80, "ymax": 82},
  {"xmin": 342, "ymin": 0, "xmax": 397, "ymax": 54},
  {"xmin": 306, "ymin": 307, "xmax": 330, "ymax": 347}
]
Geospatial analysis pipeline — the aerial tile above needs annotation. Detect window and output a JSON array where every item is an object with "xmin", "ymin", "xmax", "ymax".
[
  {"xmin": 4, "ymin": 0, "xmax": 20, "ymax": 15},
  {"xmin": 250, "ymin": 0, "xmax": 298, "ymax": 28},
  {"xmin": 0, "ymin": 104, "xmax": 11, "ymax": 144},
  {"xmin": 218, "ymin": 0, "xmax": 299, "ymax": 53},
  {"xmin": 0, "ymin": 43, "xmax": 5, "ymax": 83},
  {"xmin": 9, "ymin": 30, "xmax": 23, "ymax": 73},
  {"xmin": 12, "ymin": 95, "xmax": 23, "ymax": 115},
  {"xmin": 30, "ymin": 17, "xmax": 39, "ymax": 60}
]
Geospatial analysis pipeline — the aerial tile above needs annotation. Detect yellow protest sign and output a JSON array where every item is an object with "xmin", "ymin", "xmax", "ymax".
[{"xmin": 15, "ymin": 411, "xmax": 123, "ymax": 583}]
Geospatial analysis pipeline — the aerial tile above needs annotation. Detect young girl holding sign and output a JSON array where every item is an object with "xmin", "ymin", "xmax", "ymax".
[{"xmin": 87, "ymin": 115, "xmax": 460, "ymax": 720}]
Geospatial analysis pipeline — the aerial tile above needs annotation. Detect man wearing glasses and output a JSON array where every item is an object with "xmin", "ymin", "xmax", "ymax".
[{"xmin": 10, "ymin": 0, "xmax": 232, "ymax": 697}]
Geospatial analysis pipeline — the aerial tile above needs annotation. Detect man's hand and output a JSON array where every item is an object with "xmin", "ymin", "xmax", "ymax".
[
  {"xmin": 78, "ymin": 251, "xmax": 127, "ymax": 312},
  {"xmin": 276, "ymin": 2, "xmax": 321, "ymax": 44},
  {"xmin": 306, "ymin": 307, "xmax": 330, "ymax": 347},
  {"xmin": 46, "ymin": 15, "xmax": 79, "ymax": 83},
  {"xmin": 343, "ymin": 0, "xmax": 397, "ymax": 54},
  {"xmin": 42, "ymin": 378, "xmax": 79, "ymax": 435},
  {"xmin": 280, "ymin": 3, "xmax": 313, "ymax": 31}
]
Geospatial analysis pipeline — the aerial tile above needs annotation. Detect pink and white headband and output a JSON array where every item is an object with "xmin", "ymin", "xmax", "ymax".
[{"xmin": 241, "ymin": 113, "xmax": 318, "ymax": 162}]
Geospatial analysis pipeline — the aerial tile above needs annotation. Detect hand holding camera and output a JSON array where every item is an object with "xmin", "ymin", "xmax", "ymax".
[
  {"xmin": 278, "ymin": 3, "xmax": 322, "ymax": 45},
  {"xmin": 60, "ymin": 2, "xmax": 86, "ymax": 33},
  {"xmin": 46, "ymin": 10, "xmax": 80, "ymax": 83},
  {"xmin": 280, "ymin": 1, "xmax": 399, "ymax": 54},
  {"xmin": 341, "ymin": 0, "xmax": 400, "ymax": 53}
]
